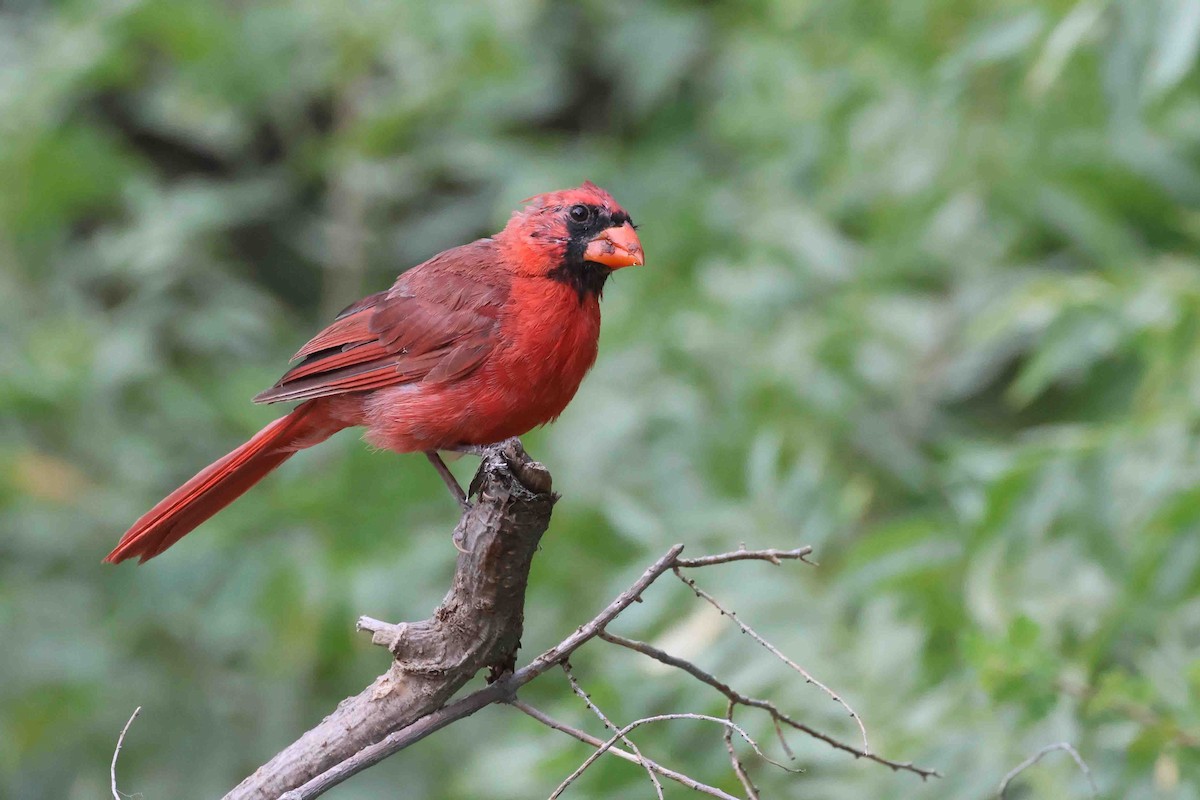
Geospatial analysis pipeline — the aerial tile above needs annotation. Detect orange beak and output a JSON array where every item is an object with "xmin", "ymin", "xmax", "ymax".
[{"xmin": 584, "ymin": 223, "xmax": 644, "ymax": 269}]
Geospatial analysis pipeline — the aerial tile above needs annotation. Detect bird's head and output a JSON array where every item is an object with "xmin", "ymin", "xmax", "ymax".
[{"xmin": 497, "ymin": 181, "xmax": 644, "ymax": 300}]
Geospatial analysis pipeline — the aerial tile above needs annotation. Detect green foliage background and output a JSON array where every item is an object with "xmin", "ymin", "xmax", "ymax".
[{"xmin": 3, "ymin": 0, "xmax": 1200, "ymax": 797}]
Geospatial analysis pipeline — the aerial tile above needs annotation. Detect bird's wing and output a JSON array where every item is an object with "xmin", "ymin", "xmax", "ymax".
[{"xmin": 253, "ymin": 241, "xmax": 509, "ymax": 404}]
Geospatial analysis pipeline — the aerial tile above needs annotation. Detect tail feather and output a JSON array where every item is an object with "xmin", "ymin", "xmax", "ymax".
[{"xmin": 106, "ymin": 401, "xmax": 334, "ymax": 564}]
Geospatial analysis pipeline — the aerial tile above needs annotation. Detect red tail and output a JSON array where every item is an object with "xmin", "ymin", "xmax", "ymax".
[{"xmin": 106, "ymin": 401, "xmax": 337, "ymax": 564}]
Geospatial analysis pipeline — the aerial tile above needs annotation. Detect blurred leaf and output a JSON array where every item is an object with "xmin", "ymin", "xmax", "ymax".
[{"xmin": 5, "ymin": 0, "xmax": 1200, "ymax": 798}]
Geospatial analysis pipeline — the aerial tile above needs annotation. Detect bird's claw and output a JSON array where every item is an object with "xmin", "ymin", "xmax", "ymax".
[{"xmin": 464, "ymin": 438, "xmax": 552, "ymax": 496}]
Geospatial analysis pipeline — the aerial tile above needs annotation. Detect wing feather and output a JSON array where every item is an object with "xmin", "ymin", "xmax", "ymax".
[{"xmin": 255, "ymin": 240, "xmax": 508, "ymax": 405}]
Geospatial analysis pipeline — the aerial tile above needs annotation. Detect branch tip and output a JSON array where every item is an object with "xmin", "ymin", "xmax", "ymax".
[{"xmin": 111, "ymin": 705, "xmax": 142, "ymax": 800}]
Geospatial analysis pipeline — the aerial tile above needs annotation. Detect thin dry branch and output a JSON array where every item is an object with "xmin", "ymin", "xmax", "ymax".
[
  {"xmin": 998, "ymin": 742, "xmax": 1098, "ymax": 799},
  {"xmin": 772, "ymin": 715, "xmax": 796, "ymax": 761},
  {"xmin": 674, "ymin": 546, "xmax": 815, "ymax": 568},
  {"xmin": 561, "ymin": 663, "xmax": 663, "ymax": 799},
  {"xmin": 511, "ymin": 701, "xmax": 739, "ymax": 800},
  {"xmin": 599, "ymin": 631, "xmax": 940, "ymax": 779},
  {"xmin": 724, "ymin": 701, "xmax": 759, "ymax": 800},
  {"xmin": 551, "ymin": 713, "xmax": 793, "ymax": 800},
  {"xmin": 111, "ymin": 706, "xmax": 141, "ymax": 800},
  {"xmin": 673, "ymin": 567, "xmax": 872, "ymax": 753}
]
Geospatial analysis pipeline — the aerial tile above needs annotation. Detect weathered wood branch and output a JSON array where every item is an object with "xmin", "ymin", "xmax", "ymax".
[
  {"xmin": 218, "ymin": 441, "xmax": 938, "ymax": 799},
  {"xmin": 274, "ymin": 545, "xmax": 689, "ymax": 800},
  {"xmin": 224, "ymin": 439, "xmax": 555, "ymax": 800}
]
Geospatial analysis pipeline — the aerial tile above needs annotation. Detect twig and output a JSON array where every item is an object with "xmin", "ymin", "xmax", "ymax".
[
  {"xmin": 552, "ymin": 713, "xmax": 796, "ymax": 800},
  {"xmin": 998, "ymin": 742, "xmax": 1098, "ymax": 799},
  {"xmin": 772, "ymin": 715, "xmax": 796, "ymax": 761},
  {"xmin": 599, "ymin": 631, "xmax": 939, "ymax": 779},
  {"xmin": 561, "ymin": 663, "xmax": 663, "ymax": 800},
  {"xmin": 516, "ymin": 545, "xmax": 686, "ymax": 674},
  {"xmin": 510, "ymin": 701, "xmax": 739, "ymax": 800},
  {"xmin": 673, "ymin": 567, "xmax": 872, "ymax": 754},
  {"xmin": 675, "ymin": 546, "xmax": 815, "ymax": 568},
  {"xmin": 111, "ymin": 706, "xmax": 142, "ymax": 800},
  {"xmin": 724, "ymin": 701, "xmax": 759, "ymax": 800}
]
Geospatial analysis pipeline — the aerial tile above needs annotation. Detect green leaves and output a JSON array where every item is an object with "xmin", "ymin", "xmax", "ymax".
[
  {"xmin": 5, "ymin": 0, "xmax": 1200, "ymax": 797},
  {"xmin": 966, "ymin": 615, "xmax": 1062, "ymax": 720}
]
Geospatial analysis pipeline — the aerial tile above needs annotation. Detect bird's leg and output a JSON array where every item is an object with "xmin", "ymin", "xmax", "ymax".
[{"xmin": 424, "ymin": 451, "xmax": 470, "ymax": 511}]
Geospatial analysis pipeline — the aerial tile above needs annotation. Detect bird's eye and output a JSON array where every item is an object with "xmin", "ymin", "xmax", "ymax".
[{"xmin": 569, "ymin": 204, "xmax": 591, "ymax": 223}]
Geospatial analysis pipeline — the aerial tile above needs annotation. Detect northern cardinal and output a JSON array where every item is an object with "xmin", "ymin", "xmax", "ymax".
[{"xmin": 106, "ymin": 182, "xmax": 643, "ymax": 564}]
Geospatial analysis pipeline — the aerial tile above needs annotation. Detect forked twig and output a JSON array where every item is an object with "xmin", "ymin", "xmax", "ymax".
[
  {"xmin": 672, "ymin": 567, "xmax": 872, "ymax": 753},
  {"xmin": 562, "ymin": 663, "xmax": 663, "ymax": 800},
  {"xmin": 998, "ymin": 742, "xmax": 1098, "ymax": 798},
  {"xmin": 511, "ymin": 701, "xmax": 739, "ymax": 800},
  {"xmin": 724, "ymin": 701, "xmax": 759, "ymax": 800},
  {"xmin": 599, "ymin": 631, "xmax": 939, "ymax": 779},
  {"xmin": 674, "ymin": 546, "xmax": 816, "ymax": 569},
  {"xmin": 551, "ymin": 712, "xmax": 797, "ymax": 799}
]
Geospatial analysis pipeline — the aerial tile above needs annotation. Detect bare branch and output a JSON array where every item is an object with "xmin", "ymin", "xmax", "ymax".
[
  {"xmin": 513, "ymin": 544, "xmax": 686, "ymax": 676},
  {"xmin": 998, "ymin": 742, "xmax": 1098, "ymax": 799},
  {"xmin": 272, "ymin": 544, "xmax": 686, "ymax": 799},
  {"xmin": 675, "ymin": 546, "xmax": 815, "ymax": 569},
  {"xmin": 724, "ymin": 701, "xmax": 758, "ymax": 800},
  {"xmin": 561, "ymin": 663, "xmax": 663, "ymax": 800},
  {"xmin": 673, "ymin": 567, "xmax": 872, "ymax": 754},
  {"xmin": 226, "ymin": 457, "xmax": 934, "ymax": 800},
  {"xmin": 111, "ymin": 706, "xmax": 142, "ymax": 800},
  {"xmin": 511, "ymin": 701, "xmax": 739, "ymax": 800},
  {"xmin": 772, "ymin": 715, "xmax": 796, "ymax": 761},
  {"xmin": 227, "ymin": 440, "xmax": 556, "ymax": 800},
  {"xmin": 277, "ymin": 685, "xmax": 510, "ymax": 799},
  {"xmin": 599, "ymin": 631, "xmax": 939, "ymax": 779},
  {"xmin": 552, "ymin": 713, "xmax": 796, "ymax": 799}
]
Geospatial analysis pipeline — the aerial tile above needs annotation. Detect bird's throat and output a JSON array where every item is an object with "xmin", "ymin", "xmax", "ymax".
[{"xmin": 547, "ymin": 260, "xmax": 611, "ymax": 304}]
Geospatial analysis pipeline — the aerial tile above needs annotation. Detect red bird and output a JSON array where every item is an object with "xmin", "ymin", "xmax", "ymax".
[{"xmin": 106, "ymin": 182, "xmax": 643, "ymax": 564}]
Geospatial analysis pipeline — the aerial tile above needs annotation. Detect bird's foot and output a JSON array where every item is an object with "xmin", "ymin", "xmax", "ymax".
[
  {"xmin": 427, "ymin": 439, "xmax": 550, "ymax": 517},
  {"xmin": 462, "ymin": 438, "xmax": 553, "ymax": 498}
]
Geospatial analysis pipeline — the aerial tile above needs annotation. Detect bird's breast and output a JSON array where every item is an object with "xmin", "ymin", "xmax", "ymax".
[
  {"xmin": 361, "ymin": 278, "xmax": 602, "ymax": 451},
  {"xmin": 489, "ymin": 277, "xmax": 601, "ymax": 422}
]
